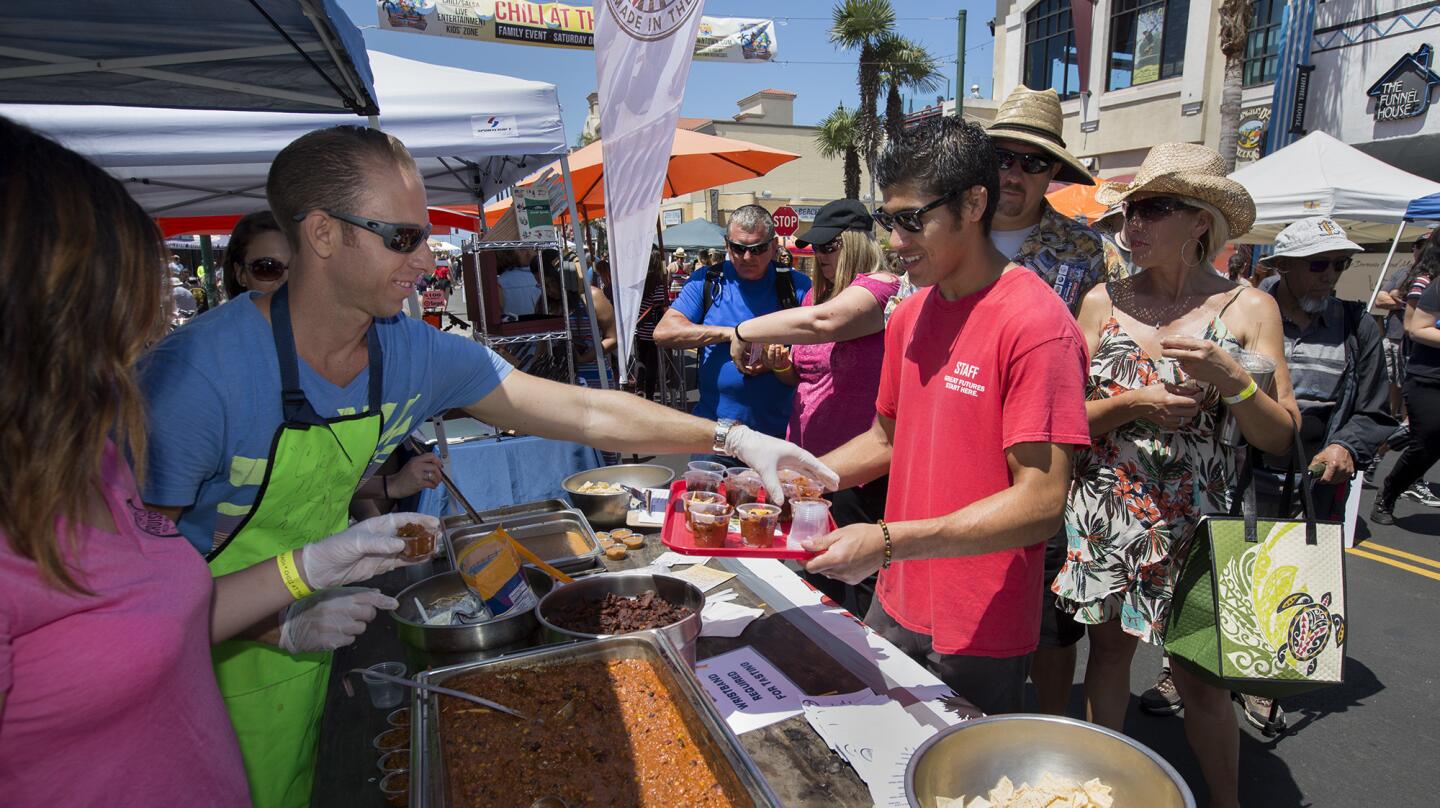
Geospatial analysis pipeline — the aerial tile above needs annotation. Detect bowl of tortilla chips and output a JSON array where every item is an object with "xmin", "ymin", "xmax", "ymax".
[{"xmin": 905, "ymin": 714, "xmax": 1193, "ymax": 808}]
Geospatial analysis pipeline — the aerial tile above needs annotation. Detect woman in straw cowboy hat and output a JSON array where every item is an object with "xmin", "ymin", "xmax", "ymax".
[{"xmin": 1051, "ymin": 143, "xmax": 1299, "ymax": 807}]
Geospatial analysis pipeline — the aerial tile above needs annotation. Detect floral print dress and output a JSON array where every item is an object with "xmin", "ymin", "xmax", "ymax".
[{"xmin": 1053, "ymin": 313, "xmax": 1242, "ymax": 644}]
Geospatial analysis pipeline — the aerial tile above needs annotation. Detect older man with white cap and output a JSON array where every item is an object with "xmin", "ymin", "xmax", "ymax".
[{"xmin": 1257, "ymin": 216, "xmax": 1396, "ymax": 522}]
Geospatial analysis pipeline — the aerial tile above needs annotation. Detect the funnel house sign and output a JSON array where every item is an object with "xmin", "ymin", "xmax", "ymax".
[{"xmin": 1367, "ymin": 44, "xmax": 1440, "ymax": 123}]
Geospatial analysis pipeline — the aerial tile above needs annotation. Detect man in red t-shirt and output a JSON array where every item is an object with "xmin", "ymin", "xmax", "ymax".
[{"xmin": 804, "ymin": 117, "xmax": 1091, "ymax": 715}]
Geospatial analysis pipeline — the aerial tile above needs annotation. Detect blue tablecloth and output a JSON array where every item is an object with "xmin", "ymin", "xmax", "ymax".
[{"xmin": 415, "ymin": 435, "xmax": 604, "ymax": 517}]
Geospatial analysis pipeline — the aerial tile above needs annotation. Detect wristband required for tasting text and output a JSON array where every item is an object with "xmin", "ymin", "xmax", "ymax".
[
  {"xmin": 277, "ymin": 549, "xmax": 313, "ymax": 600},
  {"xmin": 878, "ymin": 519, "xmax": 893, "ymax": 569},
  {"xmin": 1222, "ymin": 378, "xmax": 1259, "ymax": 406}
]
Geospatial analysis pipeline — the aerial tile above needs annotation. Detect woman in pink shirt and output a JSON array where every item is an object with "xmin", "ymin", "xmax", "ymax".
[
  {"xmin": 730, "ymin": 200, "xmax": 899, "ymax": 612},
  {"xmin": 0, "ymin": 118, "xmax": 430, "ymax": 805}
]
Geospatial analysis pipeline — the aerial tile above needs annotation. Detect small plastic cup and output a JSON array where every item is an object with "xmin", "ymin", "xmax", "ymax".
[
  {"xmin": 683, "ymin": 469, "xmax": 723, "ymax": 494},
  {"xmin": 688, "ymin": 501, "xmax": 734, "ymax": 549},
  {"xmin": 680, "ymin": 490, "xmax": 722, "ymax": 531},
  {"xmin": 687, "ymin": 460, "xmax": 728, "ymax": 474},
  {"xmin": 362, "ymin": 662, "xmax": 407, "ymax": 710},
  {"xmin": 372, "ymin": 725, "xmax": 409, "ymax": 753},
  {"xmin": 737, "ymin": 503, "xmax": 781, "ymax": 548},
  {"xmin": 787, "ymin": 498, "xmax": 832, "ymax": 546},
  {"xmin": 386, "ymin": 707, "xmax": 411, "ymax": 728},
  {"xmin": 377, "ymin": 748, "xmax": 409, "ymax": 774},
  {"xmin": 775, "ymin": 482, "xmax": 800, "ymax": 523},
  {"xmin": 379, "ymin": 769, "xmax": 409, "ymax": 807},
  {"xmin": 725, "ymin": 469, "xmax": 764, "ymax": 508}
]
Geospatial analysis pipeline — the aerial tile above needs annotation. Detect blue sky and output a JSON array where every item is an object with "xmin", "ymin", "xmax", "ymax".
[{"xmin": 340, "ymin": 1, "xmax": 996, "ymax": 140}]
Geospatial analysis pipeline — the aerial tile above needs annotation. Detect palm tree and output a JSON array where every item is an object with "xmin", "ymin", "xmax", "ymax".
[
  {"xmin": 878, "ymin": 33, "xmax": 943, "ymax": 146},
  {"xmin": 1217, "ymin": 0, "xmax": 1253, "ymax": 173},
  {"xmin": 829, "ymin": 0, "xmax": 896, "ymax": 193},
  {"xmin": 815, "ymin": 104, "xmax": 862, "ymax": 200}
]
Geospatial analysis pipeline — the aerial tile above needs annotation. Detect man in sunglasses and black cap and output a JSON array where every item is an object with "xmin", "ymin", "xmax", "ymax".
[{"xmin": 138, "ymin": 125, "xmax": 835, "ymax": 808}]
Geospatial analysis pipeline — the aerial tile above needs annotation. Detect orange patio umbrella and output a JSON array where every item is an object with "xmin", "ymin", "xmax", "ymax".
[
  {"xmin": 446, "ymin": 127, "xmax": 800, "ymax": 225},
  {"xmin": 1045, "ymin": 175, "xmax": 1135, "ymax": 223}
]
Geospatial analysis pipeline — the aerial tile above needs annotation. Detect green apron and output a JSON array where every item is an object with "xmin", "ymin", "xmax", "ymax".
[{"xmin": 207, "ymin": 284, "xmax": 385, "ymax": 808}]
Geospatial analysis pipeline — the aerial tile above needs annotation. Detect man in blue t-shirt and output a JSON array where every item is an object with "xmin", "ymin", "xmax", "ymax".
[
  {"xmin": 654, "ymin": 205, "xmax": 811, "ymax": 437},
  {"xmin": 138, "ymin": 126, "xmax": 836, "ymax": 808}
]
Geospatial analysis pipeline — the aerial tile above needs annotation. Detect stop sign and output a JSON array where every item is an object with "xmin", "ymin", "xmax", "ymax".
[{"xmin": 772, "ymin": 205, "xmax": 799, "ymax": 237}]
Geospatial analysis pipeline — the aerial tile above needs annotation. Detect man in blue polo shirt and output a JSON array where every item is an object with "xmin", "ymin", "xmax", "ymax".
[{"xmin": 654, "ymin": 205, "xmax": 811, "ymax": 438}]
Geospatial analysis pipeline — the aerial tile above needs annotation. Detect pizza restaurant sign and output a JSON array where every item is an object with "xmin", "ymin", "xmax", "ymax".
[{"xmin": 1366, "ymin": 44, "xmax": 1440, "ymax": 123}]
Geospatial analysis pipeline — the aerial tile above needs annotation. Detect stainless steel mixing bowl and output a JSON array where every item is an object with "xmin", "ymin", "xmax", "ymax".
[
  {"xmin": 534, "ymin": 571, "xmax": 705, "ymax": 666},
  {"xmin": 561, "ymin": 463, "xmax": 675, "ymax": 528},
  {"xmin": 905, "ymin": 714, "xmax": 1194, "ymax": 808},
  {"xmin": 391, "ymin": 567, "xmax": 556, "ymax": 667}
]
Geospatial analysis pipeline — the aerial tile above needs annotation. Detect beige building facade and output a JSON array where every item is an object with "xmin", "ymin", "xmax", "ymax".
[{"xmin": 991, "ymin": 0, "xmax": 1440, "ymax": 182}]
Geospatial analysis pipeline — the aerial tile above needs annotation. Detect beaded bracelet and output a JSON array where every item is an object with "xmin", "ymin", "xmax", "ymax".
[{"xmin": 878, "ymin": 519, "xmax": 893, "ymax": 569}]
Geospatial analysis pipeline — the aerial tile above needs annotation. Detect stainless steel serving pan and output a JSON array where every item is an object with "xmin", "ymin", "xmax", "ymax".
[
  {"xmin": 440, "ymin": 498, "xmax": 571, "ymax": 534},
  {"xmin": 410, "ymin": 633, "xmax": 780, "ymax": 808},
  {"xmin": 445, "ymin": 508, "xmax": 602, "ymax": 573}
]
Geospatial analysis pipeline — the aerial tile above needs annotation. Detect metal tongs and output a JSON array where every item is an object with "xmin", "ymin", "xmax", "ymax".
[{"xmin": 346, "ymin": 668, "xmax": 527, "ymax": 720}]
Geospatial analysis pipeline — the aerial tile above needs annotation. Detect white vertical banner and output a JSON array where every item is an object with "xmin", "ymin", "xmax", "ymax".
[{"xmin": 595, "ymin": 0, "xmax": 706, "ymax": 380}]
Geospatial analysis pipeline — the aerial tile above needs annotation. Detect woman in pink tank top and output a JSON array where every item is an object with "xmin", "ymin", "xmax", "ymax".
[
  {"xmin": 729, "ymin": 200, "xmax": 899, "ymax": 614},
  {"xmin": 0, "ymin": 118, "xmax": 430, "ymax": 805}
]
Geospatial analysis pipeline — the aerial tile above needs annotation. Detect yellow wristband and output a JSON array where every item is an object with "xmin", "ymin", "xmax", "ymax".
[
  {"xmin": 277, "ymin": 549, "xmax": 313, "ymax": 600},
  {"xmin": 1222, "ymin": 378, "xmax": 1259, "ymax": 406}
]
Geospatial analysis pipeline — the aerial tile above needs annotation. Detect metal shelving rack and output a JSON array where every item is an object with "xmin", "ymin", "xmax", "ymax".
[{"xmin": 463, "ymin": 236, "xmax": 576, "ymax": 386}]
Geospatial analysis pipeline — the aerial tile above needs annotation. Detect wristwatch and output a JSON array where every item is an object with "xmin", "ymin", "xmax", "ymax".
[{"xmin": 713, "ymin": 419, "xmax": 738, "ymax": 456}]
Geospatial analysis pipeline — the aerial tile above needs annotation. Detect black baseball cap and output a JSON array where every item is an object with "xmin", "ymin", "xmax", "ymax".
[{"xmin": 795, "ymin": 199, "xmax": 873, "ymax": 247}]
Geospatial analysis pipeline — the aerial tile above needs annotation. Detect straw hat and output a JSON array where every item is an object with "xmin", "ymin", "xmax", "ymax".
[
  {"xmin": 987, "ymin": 86, "xmax": 1094, "ymax": 185},
  {"xmin": 1095, "ymin": 143, "xmax": 1256, "ymax": 237}
]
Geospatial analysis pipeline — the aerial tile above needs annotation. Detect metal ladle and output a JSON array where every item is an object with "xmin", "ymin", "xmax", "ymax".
[{"xmin": 346, "ymin": 668, "xmax": 527, "ymax": 720}]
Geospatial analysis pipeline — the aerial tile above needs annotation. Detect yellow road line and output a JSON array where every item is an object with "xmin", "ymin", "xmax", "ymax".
[
  {"xmin": 1347, "ymin": 548, "xmax": 1440, "ymax": 582},
  {"xmin": 1359, "ymin": 542, "xmax": 1440, "ymax": 570}
]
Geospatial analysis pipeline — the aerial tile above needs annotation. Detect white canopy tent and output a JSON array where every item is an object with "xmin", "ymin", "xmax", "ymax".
[
  {"xmin": 1229, "ymin": 131, "xmax": 1440, "ymax": 245},
  {"xmin": 0, "ymin": 50, "xmax": 568, "ymax": 216}
]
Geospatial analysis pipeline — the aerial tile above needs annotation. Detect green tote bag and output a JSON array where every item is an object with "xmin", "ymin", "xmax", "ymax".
[{"xmin": 1164, "ymin": 434, "xmax": 1348, "ymax": 699}]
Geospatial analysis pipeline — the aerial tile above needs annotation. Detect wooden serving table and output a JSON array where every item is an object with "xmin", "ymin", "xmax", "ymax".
[{"xmin": 312, "ymin": 536, "xmax": 970, "ymax": 807}]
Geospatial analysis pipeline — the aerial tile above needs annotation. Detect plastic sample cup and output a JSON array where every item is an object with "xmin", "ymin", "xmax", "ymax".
[
  {"xmin": 362, "ymin": 662, "xmax": 407, "ymax": 710},
  {"xmin": 688, "ymin": 501, "xmax": 734, "ymax": 549},
  {"xmin": 786, "ymin": 498, "xmax": 832, "ymax": 546},
  {"xmin": 683, "ymin": 469, "xmax": 723, "ymax": 494},
  {"xmin": 372, "ymin": 726, "xmax": 409, "ymax": 753},
  {"xmin": 377, "ymin": 749, "xmax": 409, "ymax": 774},
  {"xmin": 776, "ymin": 482, "xmax": 800, "ymax": 523},
  {"xmin": 725, "ymin": 469, "xmax": 764, "ymax": 508},
  {"xmin": 681, "ymin": 490, "xmax": 722, "ymax": 532},
  {"xmin": 737, "ymin": 503, "xmax": 782, "ymax": 548},
  {"xmin": 379, "ymin": 769, "xmax": 409, "ymax": 807},
  {"xmin": 687, "ymin": 460, "xmax": 728, "ymax": 474}
]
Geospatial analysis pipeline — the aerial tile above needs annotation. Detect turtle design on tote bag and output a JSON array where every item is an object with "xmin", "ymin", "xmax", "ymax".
[{"xmin": 1275, "ymin": 591, "xmax": 1346, "ymax": 676}]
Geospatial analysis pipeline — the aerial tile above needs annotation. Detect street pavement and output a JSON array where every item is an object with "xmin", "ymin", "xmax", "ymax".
[{"xmin": 1049, "ymin": 453, "xmax": 1440, "ymax": 808}]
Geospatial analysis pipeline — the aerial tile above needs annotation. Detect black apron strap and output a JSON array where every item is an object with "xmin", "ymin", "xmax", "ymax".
[{"xmin": 270, "ymin": 284, "xmax": 386, "ymax": 427}]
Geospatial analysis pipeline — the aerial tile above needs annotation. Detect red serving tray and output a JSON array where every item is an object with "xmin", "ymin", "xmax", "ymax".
[{"xmin": 660, "ymin": 480, "xmax": 829, "ymax": 560}]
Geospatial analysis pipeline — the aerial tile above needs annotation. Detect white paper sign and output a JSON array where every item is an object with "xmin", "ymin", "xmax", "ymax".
[{"xmin": 693, "ymin": 646, "xmax": 805, "ymax": 734}]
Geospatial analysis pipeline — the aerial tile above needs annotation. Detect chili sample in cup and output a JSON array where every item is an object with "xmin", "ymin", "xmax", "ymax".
[
  {"xmin": 688, "ymin": 501, "xmax": 733, "ymax": 549},
  {"xmin": 736, "ymin": 503, "xmax": 781, "ymax": 548}
]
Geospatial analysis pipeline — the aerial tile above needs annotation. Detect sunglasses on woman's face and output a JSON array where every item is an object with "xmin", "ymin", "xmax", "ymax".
[
  {"xmin": 1121, "ymin": 196, "xmax": 1195, "ymax": 223},
  {"xmin": 813, "ymin": 238, "xmax": 843, "ymax": 254},
  {"xmin": 994, "ymin": 148, "xmax": 1055, "ymax": 175},
  {"xmin": 727, "ymin": 238, "xmax": 773, "ymax": 257},
  {"xmin": 872, "ymin": 189, "xmax": 960, "ymax": 233},
  {"xmin": 293, "ymin": 209, "xmax": 432, "ymax": 254},
  {"xmin": 246, "ymin": 257, "xmax": 288, "ymax": 282}
]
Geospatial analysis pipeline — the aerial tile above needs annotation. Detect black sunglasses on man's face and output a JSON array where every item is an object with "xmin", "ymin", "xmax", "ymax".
[
  {"xmin": 994, "ymin": 148, "xmax": 1055, "ymax": 175},
  {"xmin": 293, "ymin": 209, "xmax": 432, "ymax": 254},
  {"xmin": 727, "ymin": 238, "xmax": 773, "ymax": 257},
  {"xmin": 872, "ymin": 189, "xmax": 960, "ymax": 233}
]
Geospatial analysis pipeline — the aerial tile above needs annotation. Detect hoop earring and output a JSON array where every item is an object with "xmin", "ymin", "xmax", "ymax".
[{"xmin": 1181, "ymin": 238, "xmax": 1205, "ymax": 268}]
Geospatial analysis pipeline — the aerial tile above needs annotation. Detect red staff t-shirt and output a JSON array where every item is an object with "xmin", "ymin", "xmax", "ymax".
[{"xmin": 875, "ymin": 268, "xmax": 1091, "ymax": 657}]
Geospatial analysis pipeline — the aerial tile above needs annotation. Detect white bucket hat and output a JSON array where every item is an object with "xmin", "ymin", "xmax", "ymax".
[{"xmin": 1259, "ymin": 217, "xmax": 1362, "ymax": 265}]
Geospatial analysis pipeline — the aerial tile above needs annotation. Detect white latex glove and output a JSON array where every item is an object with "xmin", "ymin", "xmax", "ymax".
[
  {"xmin": 725, "ymin": 424, "xmax": 840, "ymax": 504},
  {"xmin": 300, "ymin": 512, "xmax": 440, "ymax": 590},
  {"xmin": 278, "ymin": 587, "xmax": 397, "ymax": 653}
]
